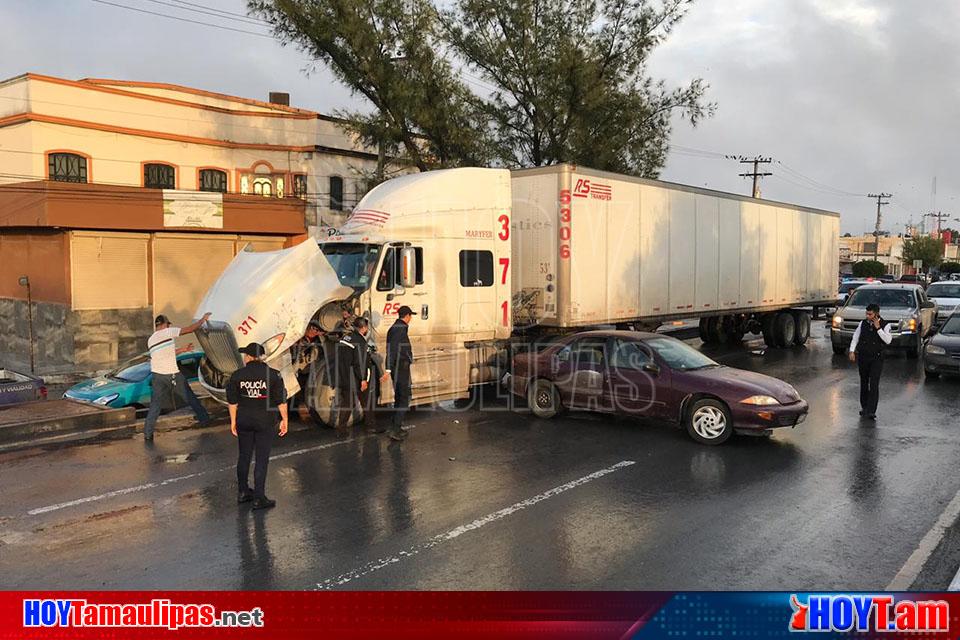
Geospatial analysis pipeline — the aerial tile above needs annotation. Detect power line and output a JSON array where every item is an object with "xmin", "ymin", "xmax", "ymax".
[
  {"xmin": 89, "ymin": 0, "xmax": 274, "ymax": 38},
  {"xmin": 138, "ymin": 0, "xmax": 265, "ymax": 26},
  {"xmin": 167, "ymin": 0, "xmax": 256, "ymax": 21},
  {"xmin": 731, "ymin": 155, "xmax": 772, "ymax": 199}
]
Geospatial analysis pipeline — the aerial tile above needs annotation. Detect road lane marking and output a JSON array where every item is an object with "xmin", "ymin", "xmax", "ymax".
[
  {"xmin": 887, "ymin": 484, "xmax": 960, "ymax": 590},
  {"xmin": 26, "ymin": 432, "xmax": 391, "ymax": 516},
  {"xmin": 316, "ymin": 460, "xmax": 637, "ymax": 589}
]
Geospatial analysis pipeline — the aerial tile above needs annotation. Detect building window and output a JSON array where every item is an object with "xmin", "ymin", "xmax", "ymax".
[
  {"xmin": 48, "ymin": 153, "xmax": 88, "ymax": 183},
  {"xmin": 459, "ymin": 250, "xmax": 494, "ymax": 287},
  {"xmin": 144, "ymin": 163, "xmax": 176, "ymax": 189},
  {"xmin": 293, "ymin": 174, "xmax": 308, "ymax": 199},
  {"xmin": 253, "ymin": 177, "xmax": 273, "ymax": 197},
  {"xmin": 330, "ymin": 176, "xmax": 344, "ymax": 211},
  {"xmin": 199, "ymin": 169, "xmax": 227, "ymax": 193}
]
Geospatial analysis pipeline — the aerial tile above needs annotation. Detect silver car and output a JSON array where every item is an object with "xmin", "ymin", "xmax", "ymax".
[
  {"xmin": 924, "ymin": 281, "xmax": 960, "ymax": 325},
  {"xmin": 831, "ymin": 284, "xmax": 937, "ymax": 359}
]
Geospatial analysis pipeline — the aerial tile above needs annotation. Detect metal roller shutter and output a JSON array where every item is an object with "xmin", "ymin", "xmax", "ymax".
[
  {"xmin": 237, "ymin": 235, "xmax": 286, "ymax": 253},
  {"xmin": 152, "ymin": 234, "xmax": 236, "ymax": 326},
  {"xmin": 71, "ymin": 232, "xmax": 149, "ymax": 310}
]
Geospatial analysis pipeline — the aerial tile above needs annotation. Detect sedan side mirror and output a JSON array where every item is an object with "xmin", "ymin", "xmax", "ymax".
[{"xmin": 642, "ymin": 362, "xmax": 661, "ymax": 376}]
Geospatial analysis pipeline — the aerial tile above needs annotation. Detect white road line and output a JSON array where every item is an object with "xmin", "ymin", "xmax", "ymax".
[
  {"xmin": 26, "ymin": 433, "xmax": 384, "ymax": 516},
  {"xmin": 316, "ymin": 460, "xmax": 637, "ymax": 590},
  {"xmin": 887, "ymin": 485, "xmax": 960, "ymax": 590}
]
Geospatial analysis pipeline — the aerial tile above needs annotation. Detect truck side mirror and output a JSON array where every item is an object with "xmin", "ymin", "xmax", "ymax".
[{"xmin": 400, "ymin": 247, "xmax": 417, "ymax": 288}]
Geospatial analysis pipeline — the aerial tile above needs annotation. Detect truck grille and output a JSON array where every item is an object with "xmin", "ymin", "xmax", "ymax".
[{"xmin": 195, "ymin": 321, "xmax": 242, "ymax": 382}]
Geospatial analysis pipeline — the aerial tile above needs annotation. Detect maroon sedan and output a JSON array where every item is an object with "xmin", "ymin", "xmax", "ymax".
[{"xmin": 508, "ymin": 330, "xmax": 808, "ymax": 445}]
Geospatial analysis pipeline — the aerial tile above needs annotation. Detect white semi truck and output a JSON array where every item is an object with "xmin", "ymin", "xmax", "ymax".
[{"xmin": 194, "ymin": 164, "xmax": 839, "ymax": 421}]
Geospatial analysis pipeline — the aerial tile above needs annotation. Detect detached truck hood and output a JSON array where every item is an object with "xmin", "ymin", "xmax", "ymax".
[{"xmin": 195, "ymin": 240, "xmax": 351, "ymax": 396}]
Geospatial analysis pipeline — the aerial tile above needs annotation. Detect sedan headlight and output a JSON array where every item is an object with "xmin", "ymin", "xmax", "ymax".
[
  {"xmin": 926, "ymin": 344, "xmax": 947, "ymax": 355},
  {"xmin": 832, "ymin": 315, "xmax": 843, "ymax": 328},
  {"xmin": 93, "ymin": 393, "xmax": 119, "ymax": 406},
  {"xmin": 741, "ymin": 395, "xmax": 781, "ymax": 406}
]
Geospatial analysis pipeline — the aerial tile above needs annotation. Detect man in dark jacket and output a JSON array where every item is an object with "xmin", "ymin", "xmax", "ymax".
[
  {"xmin": 848, "ymin": 303, "xmax": 893, "ymax": 420},
  {"xmin": 386, "ymin": 306, "xmax": 416, "ymax": 441},
  {"xmin": 334, "ymin": 318, "xmax": 370, "ymax": 430},
  {"xmin": 227, "ymin": 342, "xmax": 288, "ymax": 510}
]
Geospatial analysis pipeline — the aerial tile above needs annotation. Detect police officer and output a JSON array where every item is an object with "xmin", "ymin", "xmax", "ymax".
[
  {"xmin": 290, "ymin": 322, "xmax": 325, "ymax": 421},
  {"xmin": 363, "ymin": 327, "xmax": 388, "ymax": 432},
  {"xmin": 848, "ymin": 303, "xmax": 892, "ymax": 420},
  {"xmin": 386, "ymin": 306, "xmax": 416, "ymax": 441},
  {"xmin": 334, "ymin": 320, "xmax": 366, "ymax": 430},
  {"xmin": 227, "ymin": 343, "xmax": 288, "ymax": 510}
]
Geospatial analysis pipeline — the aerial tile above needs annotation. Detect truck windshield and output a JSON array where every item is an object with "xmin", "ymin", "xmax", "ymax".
[
  {"xmin": 847, "ymin": 288, "xmax": 915, "ymax": 308},
  {"xmin": 320, "ymin": 243, "xmax": 382, "ymax": 290}
]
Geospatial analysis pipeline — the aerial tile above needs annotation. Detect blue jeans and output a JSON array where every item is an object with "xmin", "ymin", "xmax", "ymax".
[{"xmin": 144, "ymin": 372, "xmax": 209, "ymax": 438}]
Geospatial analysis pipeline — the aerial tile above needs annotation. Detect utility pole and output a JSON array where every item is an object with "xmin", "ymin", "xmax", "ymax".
[
  {"xmin": 735, "ymin": 156, "xmax": 773, "ymax": 198},
  {"xmin": 867, "ymin": 193, "xmax": 891, "ymax": 261},
  {"xmin": 924, "ymin": 211, "xmax": 949, "ymax": 239}
]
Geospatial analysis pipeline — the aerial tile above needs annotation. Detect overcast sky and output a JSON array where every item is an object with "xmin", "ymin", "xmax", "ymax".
[{"xmin": 2, "ymin": 0, "xmax": 956, "ymax": 234}]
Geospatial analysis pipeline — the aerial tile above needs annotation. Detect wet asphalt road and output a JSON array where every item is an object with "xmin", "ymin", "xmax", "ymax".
[{"xmin": 3, "ymin": 324, "xmax": 960, "ymax": 590}]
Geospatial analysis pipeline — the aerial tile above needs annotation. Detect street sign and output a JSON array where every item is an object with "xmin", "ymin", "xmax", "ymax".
[{"xmin": 913, "ymin": 259, "xmax": 923, "ymax": 269}]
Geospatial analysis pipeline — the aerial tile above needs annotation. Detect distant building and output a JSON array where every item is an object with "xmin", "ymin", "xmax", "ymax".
[
  {"xmin": 838, "ymin": 234, "xmax": 904, "ymax": 277},
  {"xmin": 0, "ymin": 73, "xmax": 402, "ymax": 373}
]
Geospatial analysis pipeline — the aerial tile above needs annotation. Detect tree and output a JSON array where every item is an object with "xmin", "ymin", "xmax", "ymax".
[
  {"xmin": 248, "ymin": 0, "xmax": 492, "ymax": 173},
  {"xmin": 250, "ymin": 0, "xmax": 713, "ymax": 177},
  {"xmin": 940, "ymin": 261, "xmax": 960, "ymax": 274},
  {"xmin": 851, "ymin": 260, "xmax": 885, "ymax": 278},
  {"xmin": 444, "ymin": 0, "xmax": 714, "ymax": 175},
  {"xmin": 901, "ymin": 235, "xmax": 944, "ymax": 271}
]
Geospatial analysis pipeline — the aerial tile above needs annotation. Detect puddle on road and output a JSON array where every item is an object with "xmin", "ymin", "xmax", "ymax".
[{"xmin": 156, "ymin": 453, "xmax": 197, "ymax": 464}]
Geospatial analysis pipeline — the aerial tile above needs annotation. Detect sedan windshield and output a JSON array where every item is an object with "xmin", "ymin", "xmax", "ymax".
[
  {"xmin": 940, "ymin": 315, "xmax": 960, "ymax": 336},
  {"xmin": 926, "ymin": 283, "xmax": 960, "ymax": 298},
  {"xmin": 645, "ymin": 337, "xmax": 719, "ymax": 371},
  {"xmin": 321, "ymin": 243, "xmax": 382, "ymax": 290},
  {"xmin": 846, "ymin": 288, "xmax": 915, "ymax": 308},
  {"xmin": 111, "ymin": 361, "xmax": 151, "ymax": 383}
]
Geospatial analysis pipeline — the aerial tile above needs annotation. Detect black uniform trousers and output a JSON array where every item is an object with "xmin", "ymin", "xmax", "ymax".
[
  {"xmin": 391, "ymin": 361, "xmax": 411, "ymax": 435},
  {"xmin": 857, "ymin": 355, "xmax": 883, "ymax": 416},
  {"xmin": 237, "ymin": 425, "xmax": 276, "ymax": 498}
]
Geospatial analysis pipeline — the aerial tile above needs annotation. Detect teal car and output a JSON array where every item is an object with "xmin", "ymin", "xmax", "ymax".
[{"xmin": 64, "ymin": 351, "xmax": 203, "ymax": 409}]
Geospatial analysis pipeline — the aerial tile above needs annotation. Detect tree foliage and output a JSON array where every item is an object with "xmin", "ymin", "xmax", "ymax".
[
  {"xmin": 939, "ymin": 261, "xmax": 960, "ymax": 274},
  {"xmin": 249, "ymin": 0, "xmax": 713, "ymax": 177},
  {"xmin": 248, "ymin": 0, "xmax": 492, "ymax": 173},
  {"xmin": 901, "ymin": 235, "xmax": 944, "ymax": 271},
  {"xmin": 851, "ymin": 260, "xmax": 885, "ymax": 278}
]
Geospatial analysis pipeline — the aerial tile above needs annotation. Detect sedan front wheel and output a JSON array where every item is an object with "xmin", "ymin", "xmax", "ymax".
[{"xmin": 685, "ymin": 398, "xmax": 733, "ymax": 445}]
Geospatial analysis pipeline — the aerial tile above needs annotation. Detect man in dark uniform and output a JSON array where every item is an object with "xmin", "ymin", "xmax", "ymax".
[
  {"xmin": 848, "ymin": 303, "xmax": 892, "ymax": 420},
  {"xmin": 334, "ymin": 319, "xmax": 367, "ymax": 430},
  {"xmin": 227, "ymin": 343, "xmax": 288, "ymax": 510},
  {"xmin": 363, "ymin": 327, "xmax": 388, "ymax": 432},
  {"xmin": 290, "ymin": 322, "xmax": 325, "ymax": 421},
  {"xmin": 386, "ymin": 306, "xmax": 416, "ymax": 441}
]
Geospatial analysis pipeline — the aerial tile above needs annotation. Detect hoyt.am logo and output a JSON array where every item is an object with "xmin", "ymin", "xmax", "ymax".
[{"xmin": 789, "ymin": 594, "xmax": 949, "ymax": 633}]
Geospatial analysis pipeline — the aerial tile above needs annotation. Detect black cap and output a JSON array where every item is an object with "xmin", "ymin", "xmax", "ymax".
[
  {"xmin": 397, "ymin": 305, "xmax": 417, "ymax": 318},
  {"xmin": 239, "ymin": 342, "xmax": 266, "ymax": 358},
  {"xmin": 154, "ymin": 314, "xmax": 171, "ymax": 326}
]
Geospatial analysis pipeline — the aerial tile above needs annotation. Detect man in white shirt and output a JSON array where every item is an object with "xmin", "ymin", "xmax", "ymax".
[
  {"xmin": 143, "ymin": 313, "xmax": 212, "ymax": 441},
  {"xmin": 848, "ymin": 303, "xmax": 893, "ymax": 420}
]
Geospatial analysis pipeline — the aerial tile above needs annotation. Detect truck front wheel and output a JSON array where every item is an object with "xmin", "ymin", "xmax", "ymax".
[{"xmin": 528, "ymin": 379, "xmax": 561, "ymax": 419}]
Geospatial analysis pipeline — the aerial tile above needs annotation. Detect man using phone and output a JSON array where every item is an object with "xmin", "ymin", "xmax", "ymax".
[{"xmin": 848, "ymin": 303, "xmax": 893, "ymax": 420}]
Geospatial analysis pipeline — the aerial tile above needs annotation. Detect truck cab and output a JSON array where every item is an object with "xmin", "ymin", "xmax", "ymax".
[{"xmin": 194, "ymin": 168, "xmax": 512, "ymax": 424}]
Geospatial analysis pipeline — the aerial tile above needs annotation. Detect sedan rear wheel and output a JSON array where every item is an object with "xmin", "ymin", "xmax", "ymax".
[
  {"xmin": 528, "ymin": 379, "xmax": 561, "ymax": 419},
  {"xmin": 685, "ymin": 398, "xmax": 733, "ymax": 445}
]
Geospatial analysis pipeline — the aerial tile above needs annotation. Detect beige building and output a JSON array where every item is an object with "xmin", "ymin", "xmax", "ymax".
[
  {"xmin": 0, "ymin": 73, "xmax": 400, "ymax": 373},
  {"xmin": 839, "ymin": 234, "xmax": 904, "ymax": 277}
]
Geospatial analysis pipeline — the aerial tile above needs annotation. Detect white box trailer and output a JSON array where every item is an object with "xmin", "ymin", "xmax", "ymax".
[
  {"xmin": 194, "ymin": 165, "xmax": 839, "ymax": 424},
  {"xmin": 510, "ymin": 165, "xmax": 839, "ymax": 342}
]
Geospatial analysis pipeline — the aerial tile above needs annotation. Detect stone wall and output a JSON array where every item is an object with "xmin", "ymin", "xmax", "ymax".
[{"xmin": 0, "ymin": 298, "xmax": 151, "ymax": 375}]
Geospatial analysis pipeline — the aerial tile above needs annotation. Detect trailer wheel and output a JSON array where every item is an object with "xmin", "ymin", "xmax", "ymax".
[
  {"xmin": 723, "ymin": 316, "xmax": 745, "ymax": 344},
  {"xmin": 698, "ymin": 317, "xmax": 713, "ymax": 344},
  {"xmin": 708, "ymin": 316, "xmax": 727, "ymax": 343},
  {"xmin": 761, "ymin": 314, "xmax": 777, "ymax": 347},
  {"xmin": 775, "ymin": 312, "xmax": 796, "ymax": 347},
  {"xmin": 793, "ymin": 311, "xmax": 811, "ymax": 345},
  {"xmin": 528, "ymin": 379, "xmax": 561, "ymax": 419}
]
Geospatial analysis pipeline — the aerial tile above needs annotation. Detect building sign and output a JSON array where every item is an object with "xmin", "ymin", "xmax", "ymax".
[{"xmin": 163, "ymin": 191, "xmax": 223, "ymax": 229}]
